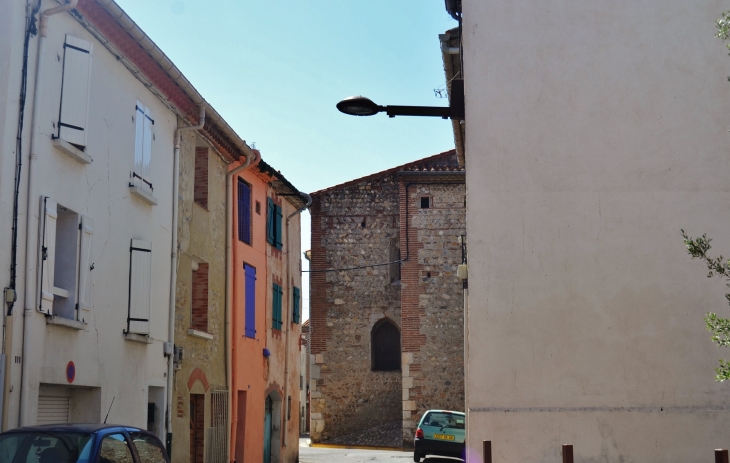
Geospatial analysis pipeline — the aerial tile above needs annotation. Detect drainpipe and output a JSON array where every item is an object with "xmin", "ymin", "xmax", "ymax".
[
  {"xmin": 225, "ymin": 148, "xmax": 259, "ymax": 462},
  {"xmin": 283, "ymin": 193, "xmax": 311, "ymax": 447},
  {"xmin": 166, "ymin": 105, "xmax": 205, "ymax": 453},
  {"xmin": 19, "ymin": 0, "xmax": 79, "ymax": 427}
]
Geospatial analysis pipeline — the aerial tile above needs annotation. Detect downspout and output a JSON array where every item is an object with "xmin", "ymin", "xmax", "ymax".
[
  {"xmin": 225, "ymin": 148, "xmax": 259, "ymax": 462},
  {"xmin": 166, "ymin": 105, "xmax": 205, "ymax": 454},
  {"xmin": 19, "ymin": 0, "xmax": 78, "ymax": 427},
  {"xmin": 283, "ymin": 192, "xmax": 311, "ymax": 447}
]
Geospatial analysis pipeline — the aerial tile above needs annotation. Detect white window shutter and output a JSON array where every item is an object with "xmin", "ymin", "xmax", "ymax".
[
  {"xmin": 77, "ymin": 215, "xmax": 93, "ymax": 315},
  {"xmin": 128, "ymin": 239, "xmax": 151, "ymax": 334},
  {"xmin": 58, "ymin": 35, "xmax": 93, "ymax": 148},
  {"xmin": 40, "ymin": 198, "xmax": 57, "ymax": 314},
  {"xmin": 134, "ymin": 101, "xmax": 145, "ymax": 177},
  {"xmin": 142, "ymin": 105, "xmax": 153, "ymax": 182}
]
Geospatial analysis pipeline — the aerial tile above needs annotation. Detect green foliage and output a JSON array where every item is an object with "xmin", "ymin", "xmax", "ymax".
[
  {"xmin": 718, "ymin": 11, "xmax": 730, "ymax": 50},
  {"xmin": 682, "ymin": 230, "xmax": 730, "ymax": 381}
]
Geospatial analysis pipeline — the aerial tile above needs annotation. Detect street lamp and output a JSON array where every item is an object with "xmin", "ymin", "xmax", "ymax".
[{"xmin": 337, "ymin": 79, "xmax": 464, "ymax": 120}]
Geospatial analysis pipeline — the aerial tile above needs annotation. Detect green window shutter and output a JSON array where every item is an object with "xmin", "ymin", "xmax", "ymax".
[
  {"xmin": 266, "ymin": 198, "xmax": 275, "ymax": 245},
  {"xmin": 292, "ymin": 287, "xmax": 300, "ymax": 324},
  {"xmin": 272, "ymin": 283, "xmax": 283, "ymax": 330},
  {"xmin": 275, "ymin": 204, "xmax": 283, "ymax": 250}
]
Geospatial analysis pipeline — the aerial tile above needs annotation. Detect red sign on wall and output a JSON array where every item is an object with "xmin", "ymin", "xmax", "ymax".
[{"xmin": 66, "ymin": 361, "xmax": 75, "ymax": 383}]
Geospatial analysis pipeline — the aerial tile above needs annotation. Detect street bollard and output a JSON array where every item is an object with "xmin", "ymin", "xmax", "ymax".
[
  {"xmin": 483, "ymin": 440, "xmax": 491, "ymax": 463},
  {"xmin": 716, "ymin": 449, "xmax": 729, "ymax": 463},
  {"xmin": 562, "ymin": 444, "xmax": 574, "ymax": 463}
]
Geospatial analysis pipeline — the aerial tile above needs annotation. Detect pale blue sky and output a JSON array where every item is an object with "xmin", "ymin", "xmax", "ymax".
[{"xmin": 113, "ymin": 0, "xmax": 458, "ymax": 319}]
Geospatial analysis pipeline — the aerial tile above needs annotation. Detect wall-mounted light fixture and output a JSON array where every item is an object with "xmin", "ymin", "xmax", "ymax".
[{"xmin": 337, "ymin": 80, "xmax": 464, "ymax": 120}]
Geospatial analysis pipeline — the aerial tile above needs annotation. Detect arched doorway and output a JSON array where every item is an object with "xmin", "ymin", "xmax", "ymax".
[
  {"xmin": 371, "ymin": 319, "xmax": 401, "ymax": 371},
  {"xmin": 264, "ymin": 391, "xmax": 282, "ymax": 463},
  {"xmin": 264, "ymin": 395, "xmax": 273, "ymax": 463}
]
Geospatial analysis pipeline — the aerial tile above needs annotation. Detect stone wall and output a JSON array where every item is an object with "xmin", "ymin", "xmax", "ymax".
[
  {"xmin": 400, "ymin": 181, "xmax": 465, "ymax": 445},
  {"xmin": 309, "ymin": 172, "xmax": 403, "ymax": 441}
]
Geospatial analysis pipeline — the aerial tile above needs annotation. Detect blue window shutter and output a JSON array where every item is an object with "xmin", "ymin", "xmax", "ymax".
[
  {"xmin": 275, "ymin": 205, "xmax": 283, "ymax": 250},
  {"xmin": 292, "ymin": 287, "xmax": 300, "ymax": 324},
  {"xmin": 266, "ymin": 198, "xmax": 275, "ymax": 245},
  {"xmin": 272, "ymin": 283, "xmax": 282, "ymax": 330},
  {"xmin": 244, "ymin": 264, "xmax": 256, "ymax": 338},
  {"xmin": 238, "ymin": 180, "xmax": 252, "ymax": 244}
]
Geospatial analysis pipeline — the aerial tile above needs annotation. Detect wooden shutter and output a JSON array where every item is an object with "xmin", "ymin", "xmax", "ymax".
[
  {"xmin": 128, "ymin": 239, "xmax": 152, "ymax": 334},
  {"xmin": 143, "ymin": 105, "xmax": 153, "ymax": 181},
  {"xmin": 238, "ymin": 180, "xmax": 251, "ymax": 244},
  {"xmin": 292, "ymin": 287, "xmax": 300, "ymax": 324},
  {"xmin": 37, "ymin": 396, "xmax": 70, "ymax": 425},
  {"xmin": 244, "ymin": 264, "xmax": 256, "ymax": 338},
  {"xmin": 134, "ymin": 101, "xmax": 154, "ymax": 187},
  {"xmin": 39, "ymin": 198, "xmax": 57, "ymax": 313},
  {"xmin": 58, "ymin": 35, "xmax": 92, "ymax": 148},
  {"xmin": 272, "ymin": 284, "xmax": 283, "ymax": 330},
  {"xmin": 77, "ymin": 215, "xmax": 93, "ymax": 315},
  {"xmin": 275, "ymin": 205, "xmax": 283, "ymax": 250},
  {"xmin": 266, "ymin": 198, "xmax": 275, "ymax": 245}
]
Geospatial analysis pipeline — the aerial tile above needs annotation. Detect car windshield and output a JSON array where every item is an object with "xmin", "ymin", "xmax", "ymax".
[
  {"xmin": 0, "ymin": 431, "xmax": 94, "ymax": 463},
  {"xmin": 423, "ymin": 412, "xmax": 465, "ymax": 430}
]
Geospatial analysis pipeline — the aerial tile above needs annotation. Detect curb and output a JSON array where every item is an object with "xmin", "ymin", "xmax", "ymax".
[{"xmin": 309, "ymin": 443, "xmax": 406, "ymax": 451}]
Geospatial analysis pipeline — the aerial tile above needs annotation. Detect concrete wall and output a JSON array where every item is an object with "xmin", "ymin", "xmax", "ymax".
[
  {"xmin": 1, "ymin": 0, "xmax": 173, "ymax": 432},
  {"xmin": 171, "ymin": 132, "xmax": 228, "ymax": 463},
  {"xmin": 463, "ymin": 0, "xmax": 730, "ymax": 461}
]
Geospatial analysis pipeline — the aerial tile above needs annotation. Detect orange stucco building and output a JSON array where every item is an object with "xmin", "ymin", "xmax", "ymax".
[{"xmin": 229, "ymin": 157, "xmax": 307, "ymax": 463}]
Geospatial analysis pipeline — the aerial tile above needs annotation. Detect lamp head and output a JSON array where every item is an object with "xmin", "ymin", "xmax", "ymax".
[{"xmin": 336, "ymin": 96, "xmax": 383, "ymax": 116}]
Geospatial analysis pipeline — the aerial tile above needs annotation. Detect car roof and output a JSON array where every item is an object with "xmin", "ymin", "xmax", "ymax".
[
  {"xmin": 2, "ymin": 423, "xmax": 145, "ymax": 434},
  {"xmin": 423, "ymin": 410, "xmax": 466, "ymax": 416}
]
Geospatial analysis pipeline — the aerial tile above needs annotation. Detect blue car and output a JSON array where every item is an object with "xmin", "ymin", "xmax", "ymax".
[
  {"xmin": 413, "ymin": 410, "xmax": 466, "ymax": 462},
  {"xmin": 0, "ymin": 424, "xmax": 168, "ymax": 463}
]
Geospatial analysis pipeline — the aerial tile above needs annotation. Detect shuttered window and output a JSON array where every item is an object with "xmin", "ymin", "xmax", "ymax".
[
  {"xmin": 238, "ymin": 179, "xmax": 252, "ymax": 244},
  {"xmin": 39, "ymin": 198, "xmax": 57, "ymax": 313},
  {"xmin": 128, "ymin": 239, "xmax": 152, "ymax": 334},
  {"xmin": 57, "ymin": 35, "xmax": 93, "ymax": 149},
  {"xmin": 266, "ymin": 198, "xmax": 283, "ymax": 250},
  {"xmin": 272, "ymin": 283, "xmax": 283, "ymax": 330},
  {"xmin": 133, "ymin": 101, "xmax": 154, "ymax": 190},
  {"xmin": 77, "ymin": 216, "xmax": 94, "ymax": 317},
  {"xmin": 37, "ymin": 396, "xmax": 70, "ymax": 425},
  {"xmin": 244, "ymin": 264, "xmax": 256, "ymax": 338},
  {"xmin": 292, "ymin": 286, "xmax": 300, "ymax": 324}
]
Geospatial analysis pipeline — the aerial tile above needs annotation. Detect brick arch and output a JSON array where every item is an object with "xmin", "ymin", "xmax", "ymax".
[
  {"xmin": 187, "ymin": 367, "xmax": 210, "ymax": 392},
  {"xmin": 264, "ymin": 381, "xmax": 284, "ymax": 401}
]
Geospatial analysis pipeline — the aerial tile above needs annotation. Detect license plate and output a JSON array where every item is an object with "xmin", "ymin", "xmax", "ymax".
[{"xmin": 433, "ymin": 433, "xmax": 455, "ymax": 441}]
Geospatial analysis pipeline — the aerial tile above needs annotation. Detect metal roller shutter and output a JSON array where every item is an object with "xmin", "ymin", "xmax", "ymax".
[{"xmin": 37, "ymin": 396, "xmax": 70, "ymax": 425}]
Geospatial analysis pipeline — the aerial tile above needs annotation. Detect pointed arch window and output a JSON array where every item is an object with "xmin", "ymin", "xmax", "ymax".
[{"xmin": 371, "ymin": 320, "xmax": 401, "ymax": 371}]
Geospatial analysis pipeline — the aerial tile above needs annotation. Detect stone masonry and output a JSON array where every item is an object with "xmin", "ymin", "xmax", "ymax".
[{"xmin": 309, "ymin": 150, "xmax": 465, "ymax": 447}]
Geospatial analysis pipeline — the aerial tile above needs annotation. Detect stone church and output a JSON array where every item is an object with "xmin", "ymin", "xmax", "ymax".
[{"xmin": 308, "ymin": 150, "xmax": 465, "ymax": 447}]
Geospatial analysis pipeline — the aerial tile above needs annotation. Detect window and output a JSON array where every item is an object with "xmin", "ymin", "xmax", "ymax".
[
  {"xmin": 100, "ymin": 434, "xmax": 134, "ymax": 463},
  {"xmin": 244, "ymin": 264, "xmax": 256, "ymax": 338},
  {"xmin": 133, "ymin": 100, "xmax": 154, "ymax": 191},
  {"xmin": 128, "ymin": 239, "xmax": 152, "ymax": 335},
  {"xmin": 57, "ymin": 35, "xmax": 93, "ymax": 149},
  {"xmin": 266, "ymin": 198, "xmax": 283, "ymax": 250},
  {"xmin": 388, "ymin": 239, "xmax": 400, "ymax": 283},
  {"xmin": 272, "ymin": 283, "xmax": 283, "ymax": 330},
  {"xmin": 371, "ymin": 320, "xmax": 401, "ymax": 371},
  {"xmin": 39, "ymin": 198, "xmax": 93, "ymax": 320},
  {"xmin": 128, "ymin": 432, "xmax": 166, "ymax": 463},
  {"xmin": 194, "ymin": 147, "xmax": 208, "ymax": 209},
  {"xmin": 191, "ymin": 262, "xmax": 209, "ymax": 332},
  {"xmin": 238, "ymin": 179, "xmax": 252, "ymax": 244},
  {"xmin": 292, "ymin": 286, "xmax": 301, "ymax": 324},
  {"xmin": 420, "ymin": 197, "xmax": 430, "ymax": 209},
  {"xmin": 255, "ymin": 201, "xmax": 261, "ymax": 215}
]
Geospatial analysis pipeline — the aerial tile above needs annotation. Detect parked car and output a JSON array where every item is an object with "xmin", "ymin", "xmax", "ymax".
[
  {"xmin": 413, "ymin": 410, "xmax": 466, "ymax": 462},
  {"xmin": 0, "ymin": 423, "xmax": 168, "ymax": 463}
]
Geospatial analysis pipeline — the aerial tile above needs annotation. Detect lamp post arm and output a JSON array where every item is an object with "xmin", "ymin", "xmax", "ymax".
[{"xmin": 384, "ymin": 105, "xmax": 452, "ymax": 119}]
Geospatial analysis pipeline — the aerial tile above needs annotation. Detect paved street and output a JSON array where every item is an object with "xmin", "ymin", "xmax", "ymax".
[{"xmin": 298, "ymin": 437, "xmax": 463, "ymax": 463}]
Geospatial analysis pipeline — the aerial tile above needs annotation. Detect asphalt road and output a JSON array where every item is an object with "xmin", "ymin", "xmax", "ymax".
[{"xmin": 298, "ymin": 438, "xmax": 464, "ymax": 463}]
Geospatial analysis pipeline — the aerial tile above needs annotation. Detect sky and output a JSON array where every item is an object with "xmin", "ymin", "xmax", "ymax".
[{"xmin": 113, "ymin": 0, "xmax": 458, "ymax": 320}]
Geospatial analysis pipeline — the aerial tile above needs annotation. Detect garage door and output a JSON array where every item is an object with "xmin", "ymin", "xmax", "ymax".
[{"xmin": 37, "ymin": 396, "xmax": 70, "ymax": 425}]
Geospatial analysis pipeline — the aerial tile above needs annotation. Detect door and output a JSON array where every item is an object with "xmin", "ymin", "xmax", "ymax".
[
  {"xmin": 263, "ymin": 396, "xmax": 272, "ymax": 463},
  {"xmin": 37, "ymin": 396, "xmax": 69, "ymax": 425}
]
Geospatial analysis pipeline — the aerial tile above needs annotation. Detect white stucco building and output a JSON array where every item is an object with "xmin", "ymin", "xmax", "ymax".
[
  {"xmin": 452, "ymin": 0, "xmax": 730, "ymax": 461},
  {"xmin": 0, "ymin": 0, "xmax": 253, "ymax": 447}
]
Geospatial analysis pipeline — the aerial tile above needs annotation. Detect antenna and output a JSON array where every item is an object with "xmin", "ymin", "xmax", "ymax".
[{"xmin": 104, "ymin": 397, "xmax": 115, "ymax": 424}]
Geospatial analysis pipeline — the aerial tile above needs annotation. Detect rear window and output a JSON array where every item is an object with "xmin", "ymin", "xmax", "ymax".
[
  {"xmin": 422, "ymin": 412, "xmax": 465, "ymax": 429},
  {"xmin": 0, "ymin": 431, "xmax": 94, "ymax": 463}
]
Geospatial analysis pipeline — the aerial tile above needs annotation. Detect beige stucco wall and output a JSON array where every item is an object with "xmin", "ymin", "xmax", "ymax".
[
  {"xmin": 463, "ymin": 1, "xmax": 730, "ymax": 461},
  {"xmin": 1, "ymin": 1, "xmax": 173, "ymax": 432},
  {"xmin": 171, "ymin": 132, "xmax": 229, "ymax": 463}
]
